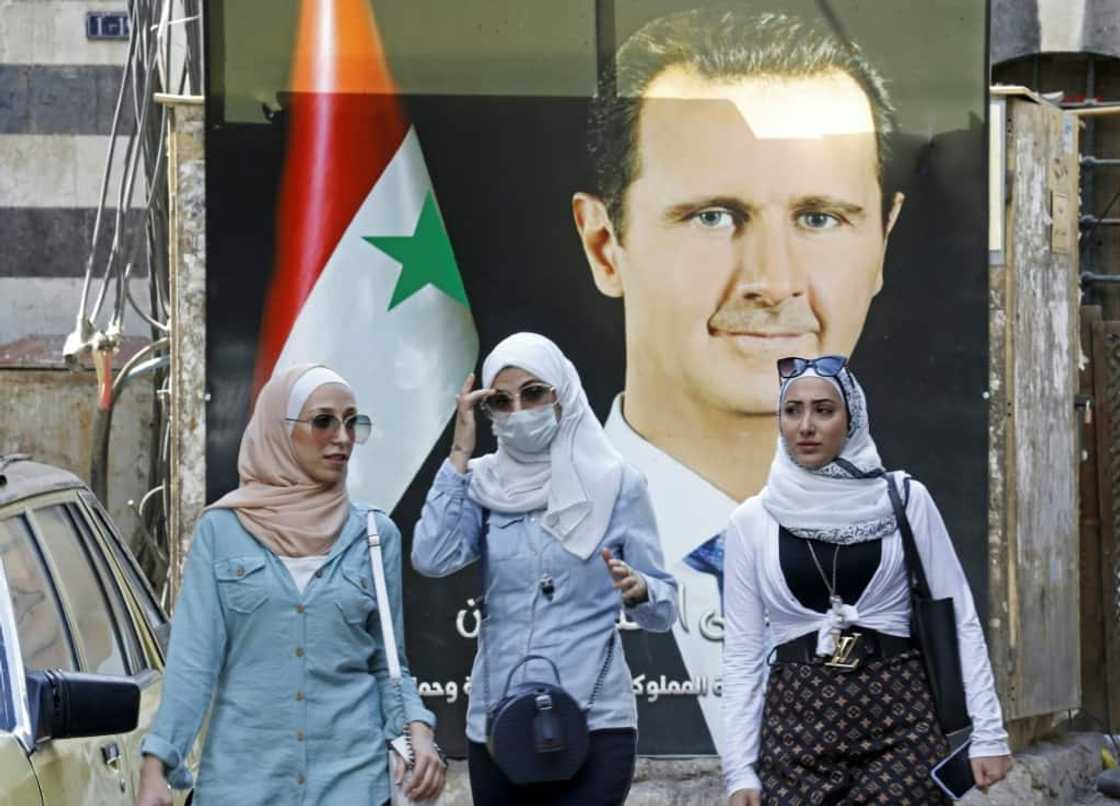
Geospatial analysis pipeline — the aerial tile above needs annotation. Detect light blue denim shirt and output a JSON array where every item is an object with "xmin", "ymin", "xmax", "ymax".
[
  {"xmin": 141, "ymin": 505, "xmax": 434, "ymax": 805},
  {"xmin": 412, "ymin": 459, "xmax": 677, "ymax": 743}
]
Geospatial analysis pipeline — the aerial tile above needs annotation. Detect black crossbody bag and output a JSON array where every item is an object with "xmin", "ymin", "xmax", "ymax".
[{"xmin": 476, "ymin": 510, "xmax": 614, "ymax": 785}]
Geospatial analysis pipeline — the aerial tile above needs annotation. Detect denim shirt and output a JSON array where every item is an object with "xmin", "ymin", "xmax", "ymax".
[
  {"xmin": 412, "ymin": 460, "xmax": 678, "ymax": 743},
  {"xmin": 141, "ymin": 506, "xmax": 434, "ymax": 805}
]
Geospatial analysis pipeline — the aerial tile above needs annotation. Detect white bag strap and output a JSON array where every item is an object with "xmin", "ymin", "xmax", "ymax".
[{"xmin": 367, "ymin": 511, "xmax": 401, "ymax": 682}]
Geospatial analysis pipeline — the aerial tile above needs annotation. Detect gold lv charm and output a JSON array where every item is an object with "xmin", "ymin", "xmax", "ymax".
[{"xmin": 825, "ymin": 633, "xmax": 862, "ymax": 670}]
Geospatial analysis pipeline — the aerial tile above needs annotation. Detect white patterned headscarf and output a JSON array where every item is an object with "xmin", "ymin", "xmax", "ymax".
[{"xmin": 759, "ymin": 364, "xmax": 900, "ymax": 544}]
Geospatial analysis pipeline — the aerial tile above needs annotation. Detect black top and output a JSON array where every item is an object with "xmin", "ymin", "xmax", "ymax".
[{"xmin": 778, "ymin": 527, "xmax": 882, "ymax": 613}]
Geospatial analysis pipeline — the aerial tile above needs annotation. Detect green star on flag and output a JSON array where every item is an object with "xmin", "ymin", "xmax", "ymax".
[{"xmin": 363, "ymin": 191, "xmax": 469, "ymax": 310}]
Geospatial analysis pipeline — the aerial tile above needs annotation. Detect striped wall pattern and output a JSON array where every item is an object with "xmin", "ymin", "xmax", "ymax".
[
  {"xmin": 1, "ymin": 0, "xmax": 147, "ymax": 342},
  {"xmin": 993, "ymin": 0, "xmax": 1120, "ymax": 65}
]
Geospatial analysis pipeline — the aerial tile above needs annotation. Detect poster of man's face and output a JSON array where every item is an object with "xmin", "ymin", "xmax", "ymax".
[{"xmin": 204, "ymin": 0, "xmax": 989, "ymax": 756}]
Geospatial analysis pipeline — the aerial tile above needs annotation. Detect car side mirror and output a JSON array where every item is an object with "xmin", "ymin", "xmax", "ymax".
[{"xmin": 26, "ymin": 670, "xmax": 140, "ymax": 741}]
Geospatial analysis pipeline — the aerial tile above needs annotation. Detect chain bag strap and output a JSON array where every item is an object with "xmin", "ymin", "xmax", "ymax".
[{"xmin": 476, "ymin": 508, "xmax": 614, "ymax": 784}]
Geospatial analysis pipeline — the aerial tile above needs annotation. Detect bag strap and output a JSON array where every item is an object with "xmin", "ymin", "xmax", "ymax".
[
  {"xmin": 476, "ymin": 507, "xmax": 615, "ymax": 712},
  {"xmin": 884, "ymin": 475, "xmax": 933, "ymax": 600},
  {"xmin": 367, "ymin": 511, "xmax": 401, "ymax": 682}
]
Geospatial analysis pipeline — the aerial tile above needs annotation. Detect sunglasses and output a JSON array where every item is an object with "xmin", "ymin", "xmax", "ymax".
[
  {"xmin": 285, "ymin": 413, "xmax": 372, "ymax": 444},
  {"xmin": 480, "ymin": 383, "xmax": 557, "ymax": 417},
  {"xmin": 776, "ymin": 355, "xmax": 847, "ymax": 381}
]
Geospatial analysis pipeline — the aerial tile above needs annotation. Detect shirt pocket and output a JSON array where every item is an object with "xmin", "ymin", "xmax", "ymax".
[
  {"xmin": 486, "ymin": 512, "xmax": 531, "ymax": 561},
  {"xmin": 336, "ymin": 560, "xmax": 378, "ymax": 627},
  {"xmin": 214, "ymin": 555, "xmax": 269, "ymax": 614}
]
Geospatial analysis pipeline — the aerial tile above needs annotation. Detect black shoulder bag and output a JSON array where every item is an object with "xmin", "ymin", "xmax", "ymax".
[
  {"xmin": 885, "ymin": 476, "xmax": 972, "ymax": 736},
  {"xmin": 476, "ymin": 510, "xmax": 614, "ymax": 785}
]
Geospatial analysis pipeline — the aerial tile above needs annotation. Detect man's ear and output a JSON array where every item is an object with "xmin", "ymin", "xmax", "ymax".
[
  {"xmin": 572, "ymin": 192, "xmax": 625, "ymax": 298},
  {"xmin": 873, "ymin": 191, "xmax": 905, "ymax": 295}
]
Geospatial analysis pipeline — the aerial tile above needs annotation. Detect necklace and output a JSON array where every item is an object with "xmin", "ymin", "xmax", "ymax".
[{"xmin": 805, "ymin": 540, "xmax": 843, "ymax": 612}]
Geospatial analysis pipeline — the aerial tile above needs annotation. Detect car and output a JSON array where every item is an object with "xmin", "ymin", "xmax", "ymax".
[{"xmin": 0, "ymin": 454, "xmax": 190, "ymax": 805}]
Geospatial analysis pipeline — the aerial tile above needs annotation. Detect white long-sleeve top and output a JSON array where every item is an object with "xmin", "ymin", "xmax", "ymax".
[{"xmin": 721, "ymin": 480, "xmax": 1010, "ymax": 797}]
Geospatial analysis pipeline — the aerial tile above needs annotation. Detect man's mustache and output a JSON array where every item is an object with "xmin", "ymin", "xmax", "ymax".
[{"xmin": 708, "ymin": 298, "xmax": 821, "ymax": 335}]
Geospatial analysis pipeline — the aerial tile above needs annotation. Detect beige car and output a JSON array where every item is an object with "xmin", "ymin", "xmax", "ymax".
[{"xmin": 0, "ymin": 455, "xmax": 190, "ymax": 805}]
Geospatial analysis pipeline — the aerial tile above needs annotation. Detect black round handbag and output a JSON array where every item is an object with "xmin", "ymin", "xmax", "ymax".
[{"xmin": 485, "ymin": 654, "xmax": 590, "ymax": 785}]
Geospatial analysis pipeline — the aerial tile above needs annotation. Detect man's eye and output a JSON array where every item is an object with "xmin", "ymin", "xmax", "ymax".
[
  {"xmin": 691, "ymin": 209, "xmax": 736, "ymax": 230},
  {"xmin": 797, "ymin": 211, "xmax": 841, "ymax": 230}
]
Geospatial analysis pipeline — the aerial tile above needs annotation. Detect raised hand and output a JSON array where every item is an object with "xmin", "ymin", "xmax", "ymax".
[
  {"xmin": 602, "ymin": 547, "xmax": 649, "ymax": 606},
  {"xmin": 450, "ymin": 373, "xmax": 494, "ymax": 473}
]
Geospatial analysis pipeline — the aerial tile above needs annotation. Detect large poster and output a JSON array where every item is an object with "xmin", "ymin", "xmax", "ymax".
[{"xmin": 204, "ymin": 0, "xmax": 989, "ymax": 756}]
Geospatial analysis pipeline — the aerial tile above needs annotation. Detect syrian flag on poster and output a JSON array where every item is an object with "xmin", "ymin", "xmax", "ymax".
[{"xmin": 255, "ymin": 0, "xmax": 477, "ymax": 511}]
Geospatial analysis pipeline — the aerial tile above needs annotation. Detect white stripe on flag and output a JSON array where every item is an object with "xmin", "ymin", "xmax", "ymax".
[{"xmin": 276, "ymin": 127, "xmax": 478, "ymax": 511}]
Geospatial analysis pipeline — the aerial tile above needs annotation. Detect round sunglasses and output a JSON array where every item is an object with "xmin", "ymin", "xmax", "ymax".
[
  {"xmin": 479, "ymin": 382, "xmax": 557, "ymax": 418},
  {"xmin": 285, "ymin": 413, "xmax": 372, "ymax": 444}
]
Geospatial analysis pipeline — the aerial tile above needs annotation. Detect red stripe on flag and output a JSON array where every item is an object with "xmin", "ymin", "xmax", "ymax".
[
  {"xmin": 253, "ymin": 0, "xmax": 409, "ymax": 396},
  {"xmin": 255, "ymin": 92, "xmax": 408, "ymax": 393}
]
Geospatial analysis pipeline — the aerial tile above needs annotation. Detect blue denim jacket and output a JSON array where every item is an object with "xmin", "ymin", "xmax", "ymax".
[
  {"xmin": 412, "ymin": 460, "xmax": 677, "ymax": 743},
  {"xmin": 141, "ymin": 506, "xmax": 434, "ymax": 805}
]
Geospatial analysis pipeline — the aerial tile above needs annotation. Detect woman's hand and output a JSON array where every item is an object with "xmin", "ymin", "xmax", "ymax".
[
  {"xmin": 401, "ymin": 721, "xmax": 446, "ymax": 801},
  {"xmin": 135, "ymin": 755, "xmax": 173, "ymax": 806},
  {"xmin": 602, "ymin": 547, "xmax": 648, "ymax": 605},
  {"xmin": 971, "ymin": 754, "xmax": 1012, "ymax": 791},
  {"xmin": 729, "ymin": 789, "xmax": 761, "ymax": 806},
  {"xmin": 450, "ymin": 373, "xmax": 494, "ymax": 474}
]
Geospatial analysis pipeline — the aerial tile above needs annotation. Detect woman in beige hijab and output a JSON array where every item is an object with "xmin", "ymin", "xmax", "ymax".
[{"xmin": 136, "ymin": 365, "xmax": 445, "ymax": 806}]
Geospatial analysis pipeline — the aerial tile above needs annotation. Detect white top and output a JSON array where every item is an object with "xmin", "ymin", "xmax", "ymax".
[
  {"xmin": 721, "ymin": 481, "xmax": 1010, "ymax": 796},
  {"xmin": 604, "ymin": 394, "xmax": 736, "ymax": 753},
  {"xmin": 280, "ymin": 554, "xmax": 329, "ymax": 594}
]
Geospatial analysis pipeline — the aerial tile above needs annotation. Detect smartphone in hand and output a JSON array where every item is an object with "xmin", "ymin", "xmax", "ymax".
[{"xmin": 931, "ymin": 739, "xmax": 974, "ymax": 800}]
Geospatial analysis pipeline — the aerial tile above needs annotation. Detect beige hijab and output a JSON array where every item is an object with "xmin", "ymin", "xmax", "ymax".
[{"xmin": 207, "ymin": 364, "xmax": 352, "ymax": 557}]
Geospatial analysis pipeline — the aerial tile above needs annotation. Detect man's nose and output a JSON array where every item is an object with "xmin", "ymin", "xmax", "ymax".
[{"xmin": 735, "ymin": 218, "xmax": 806, "ymax": 306}]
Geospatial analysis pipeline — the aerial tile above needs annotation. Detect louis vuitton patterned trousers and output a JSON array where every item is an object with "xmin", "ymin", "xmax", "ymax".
[{"xmin": 757, "ymin": 650, "xmax": 952, "ymax": 805}]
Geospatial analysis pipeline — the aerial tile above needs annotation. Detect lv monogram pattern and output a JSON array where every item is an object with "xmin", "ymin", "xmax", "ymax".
[{"xmin": 758, "ymin": 651, "xmax": 951, "ymax": 805}]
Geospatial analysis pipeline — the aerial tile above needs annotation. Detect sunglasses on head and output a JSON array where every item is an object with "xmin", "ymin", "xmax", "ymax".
[
  {"xmin": 480, "ymin": 382, "xmax": 557, "ymax": 417},
  {"xmin": 285, "ymin": 413, "xmax": 372, "ymax": 444},
  {"xmin": 776, "ymin": 355, "xmax": 848, "ymax": 381}
]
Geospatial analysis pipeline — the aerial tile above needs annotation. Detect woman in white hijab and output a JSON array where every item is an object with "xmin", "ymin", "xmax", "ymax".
[
  {"xmin": 137, "ymin": 365, "xmax": 445, "ymax": 806},
  {"xmin": 412, "ymin": 332, "xmax": 678, "ymax": 806},
  {"xmin": 721, "ymin": 357, "xmax": 1011, "ymax": 806}
]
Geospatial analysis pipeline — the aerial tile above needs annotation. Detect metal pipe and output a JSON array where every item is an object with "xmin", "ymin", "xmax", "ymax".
[
  {"xmin": 1081, "ymin": 216, "xmax": 1120, "ymax": 226},
  {"xmin": 1082, "ymin": 157, "xmax": 1120, "ymax": 167},
  {"xmin": 1082, "ymin": 272, "xmax": 1120, "ymax": 285}
]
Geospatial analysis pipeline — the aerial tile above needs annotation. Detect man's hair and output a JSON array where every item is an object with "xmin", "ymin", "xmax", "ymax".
[{"xmin": 587, "ymin": 8, "xmax": 897, "ymax": 237}]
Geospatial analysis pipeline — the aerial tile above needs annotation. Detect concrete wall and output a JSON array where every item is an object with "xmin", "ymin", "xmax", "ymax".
[{"xmin": 0, "ymin": 364, "xmax": 156, "ymax": 555}]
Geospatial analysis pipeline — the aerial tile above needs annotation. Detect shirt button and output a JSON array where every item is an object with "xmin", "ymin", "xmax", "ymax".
[
  {"xmin": 545, "ymin": 513, "xmax": 557, "ymax": 526},
  {"xmin": 295, "ymin": 647, "xmax": 304, "ymax": 657},
  {"xmin": 314, "ymin": 569, "xmax": 322, "ymax": 578},
  {"xmin": 360, "ymin": 579, "xmax": 367, "ymax": 589},
  {"xmin": 295, "ymin": 604, "xmax": 305, "ymax": 614},
  {"xmin": 296, "ymin": 730, "xmax": 304, "ymax": 742},
  {"xmin": 235, "ymin": 566, "xmax": 245, "ymax": 577},
  {"xmin": 295, "ymin": 691, "xmax": 304, "ymax": 701},
  {"xmin": 297, "ymin": 774, "xmax": 305, "ymax": 785}
]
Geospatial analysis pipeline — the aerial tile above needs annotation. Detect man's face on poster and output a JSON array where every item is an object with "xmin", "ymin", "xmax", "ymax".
[{"xmin": 577, "ymin": 67, "xmax": 903, "ymax": 415}]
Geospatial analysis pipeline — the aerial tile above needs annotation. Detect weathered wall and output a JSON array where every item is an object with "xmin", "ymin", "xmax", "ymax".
[
  {"xmin": 0, "ymin": 364, "xmax": 155, "ymax": 553},
  {"xmin": 163, "ymin": 95, "xmax": 206, "ymax": 604},
  {"xmin": 988, "ymin": 92, "xmax": 1082, "ymax": 728}
]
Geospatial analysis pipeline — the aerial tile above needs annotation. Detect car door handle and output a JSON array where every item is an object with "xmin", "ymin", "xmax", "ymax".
[{"xmin": 101, "ymin": 741, "xmax": 121, "ymax": 772}]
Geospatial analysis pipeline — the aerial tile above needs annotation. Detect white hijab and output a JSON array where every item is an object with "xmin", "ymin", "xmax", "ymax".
[
  {"xmin": 468, "ymin": 333, "xmax": 624, "ymax": 560},
  {"xmin": 759, "ymin": 365, "xmax": 900, "ymax": 544}
]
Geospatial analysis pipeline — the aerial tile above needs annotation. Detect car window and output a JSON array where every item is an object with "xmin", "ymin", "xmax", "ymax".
[
  {"xmin": 0, "ymin": 515, "xmax": 77, "ymax": 672},
  {"xmin": 67, "ymin": 504, "xmax": 147, "ymax": 673},
  {"xmin": 81, "ymin": 493, "xmax": 169, "ymax": 643},
  {"xmin": 32, "ymin": 505, "xmax": 128, "ymax": 676},
  {"xmin": 0, "ymin": 629, "xmax": 14, "ymax": 733}
]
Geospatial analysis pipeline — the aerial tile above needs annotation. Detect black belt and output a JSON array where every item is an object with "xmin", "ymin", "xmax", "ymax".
[{"xmin": 772, "ymin": 628, "xmax": 917, "ymax": 668}]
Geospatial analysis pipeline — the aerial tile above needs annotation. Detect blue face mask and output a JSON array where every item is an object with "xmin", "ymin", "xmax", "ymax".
[{"xmin": 492, "ymin": 405, "xmax": 560, "ymax": 454}]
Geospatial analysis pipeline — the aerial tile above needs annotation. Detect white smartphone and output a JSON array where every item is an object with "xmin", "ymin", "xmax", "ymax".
[{"xmin": 930, "ymin": 739, "xmax": 975, "ymax": 800}]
